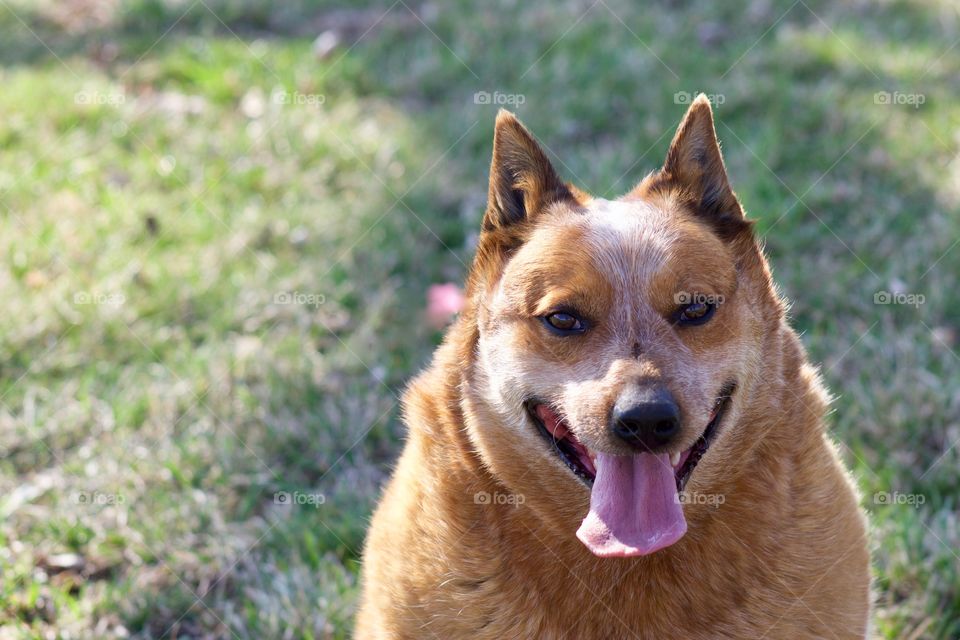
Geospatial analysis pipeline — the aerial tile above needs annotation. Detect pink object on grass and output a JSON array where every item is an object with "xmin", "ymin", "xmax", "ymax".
[{"xmin": 426, "ymin": 283, "xmax": 465, "ymax": 328}]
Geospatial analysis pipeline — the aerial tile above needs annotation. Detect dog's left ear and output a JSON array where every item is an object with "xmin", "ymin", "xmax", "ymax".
[
  {"xmin": 482, "ymin": 110, "xmax": 575, "ymax": 232},
  {"xmin": 640, "ymin": 94, "xmax": 751, "ymax": 240}
]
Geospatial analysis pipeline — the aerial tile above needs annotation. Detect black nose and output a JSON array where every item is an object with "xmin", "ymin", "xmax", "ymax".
[{"xmin": 611, "ymin": 386, "xmax": 681, "ymax": 451}]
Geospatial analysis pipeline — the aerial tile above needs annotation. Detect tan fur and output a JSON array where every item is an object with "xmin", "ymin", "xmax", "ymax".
[{"xmin": 356, "ymin": 95, "xmax": 871, "ymax": 639}]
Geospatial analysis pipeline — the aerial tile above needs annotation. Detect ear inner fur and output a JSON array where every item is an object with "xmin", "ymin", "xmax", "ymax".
[
  {"xmin": 483, "ymin": 109, "xmax": 575, "ymax": 232},
  {"xmin": 635, "ymin": 94, "xmax": 752, "ymax": 241}
]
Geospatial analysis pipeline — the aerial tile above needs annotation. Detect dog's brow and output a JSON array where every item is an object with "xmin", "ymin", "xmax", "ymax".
[{"xmin": 582, "ymin": 198, "xmax": 675, "ymax": 292}]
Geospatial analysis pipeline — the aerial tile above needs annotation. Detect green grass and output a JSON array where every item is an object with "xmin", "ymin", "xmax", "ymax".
[{"xmin": 0, "ymin": 0, "xmax": 957, "ymax": 637}]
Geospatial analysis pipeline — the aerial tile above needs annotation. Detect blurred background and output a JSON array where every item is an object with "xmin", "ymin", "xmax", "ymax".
[{"xmin": 0, "ymin": 0, "xmax": 957, "ymax": 638}]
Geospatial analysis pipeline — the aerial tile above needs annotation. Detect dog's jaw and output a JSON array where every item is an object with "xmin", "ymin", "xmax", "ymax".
[
  {"xmin": 675, "ymin": 381, "xmax": 736, "ymax": 491},
  {"xmin": 526, "ymin": 381, "xmax": 736, "ymax": 494},
  {"xmin": 525, "ymin": 401, "xmax": 596, "ymax": 485},
  {"xmin": 525, "ymin": 381, "xmax": 737, "ymax": 557}
]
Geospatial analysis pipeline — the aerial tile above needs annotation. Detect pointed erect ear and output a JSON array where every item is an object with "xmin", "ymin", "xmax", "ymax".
[
  {"xmin": 646, "ymin": 94, "xmax": 750, "ymax": 239},
  {"xmin": 483, "ymin": 110, "xmax": 574, "ymax": 231}
]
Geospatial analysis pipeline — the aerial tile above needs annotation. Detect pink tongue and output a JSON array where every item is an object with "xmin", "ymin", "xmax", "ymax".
[{"xmin": 576, "ymin": 452, "xmax": 687, "ymax": 557}]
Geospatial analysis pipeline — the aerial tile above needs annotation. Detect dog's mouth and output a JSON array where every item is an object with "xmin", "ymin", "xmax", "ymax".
[
  {"xmin": 673, "ymin": 381, "xmax": 737, "ymax": 491},
  {"xmin": 525, "ymin": 401, "xmax": 598, "ymax": 484},
  {"xmin": 525, "ymin": 381, "xmax": 737, "ymax": 493}
]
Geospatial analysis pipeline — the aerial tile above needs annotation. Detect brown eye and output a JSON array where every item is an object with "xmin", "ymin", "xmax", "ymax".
[
  {"xmin": 543, "ymin": 312, "xmax": 586, "ymax": 334},
  {"xmin": 677, "ymin": 302, "xmax": 715, "ymax": 326}
]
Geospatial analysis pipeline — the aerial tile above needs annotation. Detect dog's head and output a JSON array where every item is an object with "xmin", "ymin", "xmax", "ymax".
[{"xmin": 462, "ymin": 95, "xmax": 785, "ymax": 557}]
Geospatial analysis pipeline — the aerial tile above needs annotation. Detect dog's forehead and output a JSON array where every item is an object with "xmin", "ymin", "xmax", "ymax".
[
  {"xmin": 501, "ymin": 195, "xmax": 728, "ymax": 311},
  {"xmin": 578, "ymin": 197, "xmax": 679, "ymax": 287},
  {"xmin": 584, "ymin": 197, "xmax": 671, "ymax": 232}
]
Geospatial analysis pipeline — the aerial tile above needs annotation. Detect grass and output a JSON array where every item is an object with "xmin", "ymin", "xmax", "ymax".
[{"xmin": 0, "ymin": 0, "xmax": 957, "ymax": 637}]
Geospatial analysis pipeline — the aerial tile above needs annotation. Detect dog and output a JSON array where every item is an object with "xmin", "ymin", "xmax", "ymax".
[{"xmin": 356, "ymin": 94, "xmax": 871, "ymax": 639}]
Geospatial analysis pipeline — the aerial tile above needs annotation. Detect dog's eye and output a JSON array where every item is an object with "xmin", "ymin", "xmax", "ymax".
[
  {"xmin": 677, "ymin": 302, "xmax": 715, "ymax": 326},
  {"xmin": 543, "ymin": 312, "xmax": 586, "ymax": 334}
]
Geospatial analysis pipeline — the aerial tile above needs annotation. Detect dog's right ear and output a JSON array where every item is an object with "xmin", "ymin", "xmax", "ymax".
[
  {"xmin": 637, "ymin": 94, "xmax": 751, "ymax": 241},
  {"xmin": 482, "ymin": 110, "xmax": 574, "ymax": 231}
]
